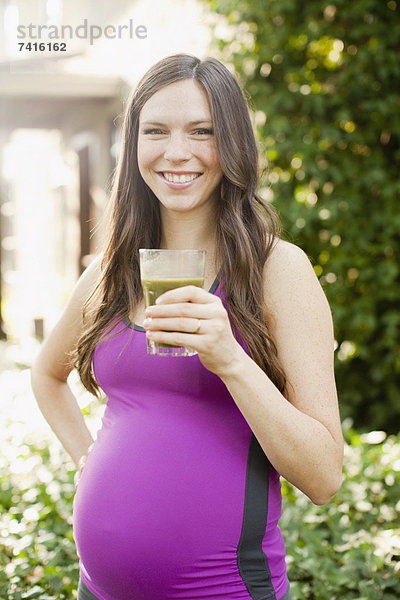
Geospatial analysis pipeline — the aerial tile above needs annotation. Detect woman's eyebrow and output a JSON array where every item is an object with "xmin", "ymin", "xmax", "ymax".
[
  {"xmin": 187, "ymin": 120, "xmax": 213, "ymax": 125},
  {"xmin": 140, "ymin": 121, "xmax": 165, "ymax": 126},
  {"xmin": 140, "ymin": 119, "xmax": 212, "ymax": 126}
]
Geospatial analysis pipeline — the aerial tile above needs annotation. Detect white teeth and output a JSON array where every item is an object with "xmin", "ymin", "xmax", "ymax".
[{"xmin": 163, "ymin": 172, "xmax": 200, "ymax": 183}]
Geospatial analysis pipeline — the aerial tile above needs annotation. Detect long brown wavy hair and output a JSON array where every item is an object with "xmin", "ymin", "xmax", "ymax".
[{"xmin": 74, "ymin": 54, "xmax": 287, "ymax": 398}]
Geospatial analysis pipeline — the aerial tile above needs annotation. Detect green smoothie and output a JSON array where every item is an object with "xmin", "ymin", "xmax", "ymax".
[{"xmin": 142, "ymin": 277, "xmax": 204, "ymax": 348}]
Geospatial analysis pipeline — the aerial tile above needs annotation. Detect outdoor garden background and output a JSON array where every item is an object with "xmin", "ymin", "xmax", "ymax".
[{"xmin": 0, "ymin": 0, "xmax": 399, "ymax": 598}]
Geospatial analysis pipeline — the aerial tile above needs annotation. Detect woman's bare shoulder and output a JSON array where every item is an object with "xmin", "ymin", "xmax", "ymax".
[
  {"xmin": 263, "ymin": 238, "xmax": 330, "ymax": 318},
  {"xmin": 267, "ymin": 237, "xmax": 310, "ymax": 261},
  {"xmin": 263, "ymin": 238, "xmax": 315, "ymax": 285},
  {"xmin": 66, "ymin": 253, "xmax": 104, "ymax": 312}
]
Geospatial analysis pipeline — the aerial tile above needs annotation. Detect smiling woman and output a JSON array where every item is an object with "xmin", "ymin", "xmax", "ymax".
[{"xmin": 31, "ymin": 53, "xmax": 343, "ymax": 600}]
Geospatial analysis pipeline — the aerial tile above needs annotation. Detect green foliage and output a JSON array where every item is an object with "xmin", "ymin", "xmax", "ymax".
[
  {"xmin": 204, "ymin": 0, "xmax": 400, "ymax": 431},
  {"xmin": 281, "ymin": 420, "xmax": 400, "ymax": 598},
  {"xmin": 0, "ymin": 434, "xmax": 79, "ymax": 599}
]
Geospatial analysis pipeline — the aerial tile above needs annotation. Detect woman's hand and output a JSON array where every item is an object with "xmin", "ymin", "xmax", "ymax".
[
  {"xmin": 74, "ymin": 443, "xmax": 94, "ymax": 489},
  {"xmin": 143, "ymin": 285, "xmax": 245, "ymax": 377}
]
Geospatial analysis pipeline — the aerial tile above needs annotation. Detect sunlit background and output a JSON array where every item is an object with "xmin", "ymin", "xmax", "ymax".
[{"xmin": 0, "ymin": 0, "xmax": 222, "ymax": 433}]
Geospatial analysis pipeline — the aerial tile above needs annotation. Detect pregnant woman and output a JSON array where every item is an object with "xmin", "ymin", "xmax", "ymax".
[{"xmin": 31, "ymin": 54, "xmax": 343, "ymax": 600}]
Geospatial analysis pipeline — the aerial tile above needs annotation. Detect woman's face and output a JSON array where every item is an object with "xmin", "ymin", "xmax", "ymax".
[{"xmin": 137, "ymin": 79, "xmax": 223, "ymax": 214}]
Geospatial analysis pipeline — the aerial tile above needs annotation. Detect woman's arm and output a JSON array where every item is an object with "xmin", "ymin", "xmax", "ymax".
[
  {"xmin": 31, "ymin": 255, "xmax": 102, "ymax": 467},
  {"xmin": 219, "ymin": 240, "xmax": 344, "ymax": 504}
]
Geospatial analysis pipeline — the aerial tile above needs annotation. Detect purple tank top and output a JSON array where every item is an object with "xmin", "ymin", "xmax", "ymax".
[{"xmin": 73, "ymin": 279, "xmax": 289, "ymax": 600}]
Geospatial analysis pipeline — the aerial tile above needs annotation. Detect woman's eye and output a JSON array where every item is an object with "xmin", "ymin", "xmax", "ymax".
[
  {"xmin": 194, "ymin": 128, "xmax": 214, "ymax": 135},
  {"xmin": 143, "ymin": 128, "xmax": 165, "ymax": 135}
]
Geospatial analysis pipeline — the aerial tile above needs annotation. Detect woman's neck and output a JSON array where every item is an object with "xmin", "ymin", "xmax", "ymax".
[
  {"xmin": 159, "ymin": 205, "xmax": 219, "ymax": 277},
  {"xmin": 160, "ymin": 205, "xmax": 217, "ymax": 250}
]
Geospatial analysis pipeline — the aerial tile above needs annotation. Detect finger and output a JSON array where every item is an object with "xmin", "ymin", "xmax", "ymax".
[
  {"xmin": 144, "ymin": 316, "xmax": 205, "ymax": 333},
  {"xmin": 155, "ymin": 285, "xmax": 217, "ymax": 305},
  {"xmin": 145, "ymin": 302, "xmax": 214, "ymax": 319}
]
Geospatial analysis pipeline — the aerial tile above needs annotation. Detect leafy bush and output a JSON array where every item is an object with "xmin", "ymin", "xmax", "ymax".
[
  {"xmin": 281, "ymin": 420, "xmax": 400, "ymax": 599},
  {"xmin": 204, "ymin": 0, "xmax": 400, "ymax": 432},
  {"xmin": 0, "ymin": 434, "xmax": 78, "ymax": 599}
]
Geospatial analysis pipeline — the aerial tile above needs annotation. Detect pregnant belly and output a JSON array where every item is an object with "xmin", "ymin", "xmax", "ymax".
[{"xmin": 73, "ymin": 411, "xmax": 250, "ymax": 600}]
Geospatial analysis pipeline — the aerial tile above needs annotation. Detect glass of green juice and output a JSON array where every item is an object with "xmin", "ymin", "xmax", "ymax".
[{"xmin": 139, "ymin": 249, "xmax": 206, "ymax": 356}]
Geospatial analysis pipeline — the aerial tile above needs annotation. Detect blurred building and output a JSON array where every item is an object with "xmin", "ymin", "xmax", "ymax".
[{"xmin": 0, "ymin": 0, "xmax": 212, "ymax": 341}]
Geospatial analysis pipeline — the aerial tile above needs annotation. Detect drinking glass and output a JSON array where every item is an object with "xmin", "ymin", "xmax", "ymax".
[{"xmin": 139, "ymin": 249, "xmax": 206, "ymax": 356}]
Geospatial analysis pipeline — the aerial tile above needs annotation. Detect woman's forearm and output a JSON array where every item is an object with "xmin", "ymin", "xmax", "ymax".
[
  {"xmin": 219, "ymin": 347, "xmax": 343, "ymax": 505},
  {"xmin": 31, "ymin": 369, "xmax": 94, "ymax": 467}
]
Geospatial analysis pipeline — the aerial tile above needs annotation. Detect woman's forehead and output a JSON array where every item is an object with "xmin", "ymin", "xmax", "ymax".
[{"xmin": 139, "ymin": 79, "xmax": 212, "ymax": 123}]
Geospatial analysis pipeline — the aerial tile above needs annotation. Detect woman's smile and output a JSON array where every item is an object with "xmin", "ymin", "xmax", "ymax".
[{"xmin": 158, "ymin": 171, "xmax": 203, "ymax": 188}]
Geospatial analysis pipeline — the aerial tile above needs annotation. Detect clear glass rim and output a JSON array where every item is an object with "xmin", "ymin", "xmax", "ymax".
[{"xmin": 139, "ymin": 248, "xmax": 206, "ymax": 255}]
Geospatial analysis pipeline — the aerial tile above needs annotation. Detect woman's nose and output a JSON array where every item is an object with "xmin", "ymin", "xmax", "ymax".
[{"xmin": 163, "ymin": 132, "xmax": 191, "ymax": 162}]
